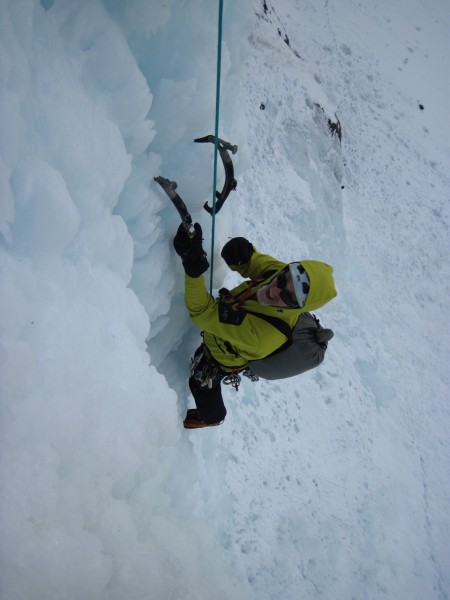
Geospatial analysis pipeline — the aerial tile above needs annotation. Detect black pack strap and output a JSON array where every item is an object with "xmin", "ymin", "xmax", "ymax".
[{"xmin": 245, "ymin": 310, "xmax": 293, "ymax": 343}]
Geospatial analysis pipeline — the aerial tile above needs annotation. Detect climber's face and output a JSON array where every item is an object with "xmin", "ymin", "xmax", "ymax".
[{"xmin": 256, "ymin": 268, "xmax": 298, "ymax": 308}]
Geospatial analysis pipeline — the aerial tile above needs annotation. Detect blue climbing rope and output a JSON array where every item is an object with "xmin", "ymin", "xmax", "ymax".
[{"xmin": 209, "ymin": 0, "xmax": 224, "ymax": 294}]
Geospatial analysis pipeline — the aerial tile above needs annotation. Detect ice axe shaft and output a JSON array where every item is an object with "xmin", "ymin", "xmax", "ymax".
[{"xmin": 153, "ymin": 176, "xmax": 196, "ymax": 238}]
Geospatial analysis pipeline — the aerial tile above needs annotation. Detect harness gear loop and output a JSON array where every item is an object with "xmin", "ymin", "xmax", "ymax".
[
  {"xmin": 222, "ymin": 369, "xmax": 241, "ymax": 391},
  {"xmin": 191, "ymin": 346, "xmax": 226, "ymax": 389}
]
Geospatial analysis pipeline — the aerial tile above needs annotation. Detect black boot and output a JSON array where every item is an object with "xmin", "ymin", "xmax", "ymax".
[{"xmin": 183, "ymin": 408, "xmax": 223, "ymax": 430}]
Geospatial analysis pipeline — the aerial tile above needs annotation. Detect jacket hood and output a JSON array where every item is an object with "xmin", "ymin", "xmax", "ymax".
[{"xmin": 299, "ymin": 260, "xmax": 337, "ymax": 312}]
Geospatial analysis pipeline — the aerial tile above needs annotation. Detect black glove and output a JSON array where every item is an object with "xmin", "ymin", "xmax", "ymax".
[
  {"xmin": 221, "ymin": 237, "xmax": 254, "ymax": 266},
  {"xmin": 173, "ymin": 223, "xmax": 209, "ymax": 278}
]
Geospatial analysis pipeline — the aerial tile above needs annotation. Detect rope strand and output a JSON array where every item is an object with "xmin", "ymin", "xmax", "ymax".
[{"xmin": 209, "ymin": 0, "xmax": 224, "ymax": 294}]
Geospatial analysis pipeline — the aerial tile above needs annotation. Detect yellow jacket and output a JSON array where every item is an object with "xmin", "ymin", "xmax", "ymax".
[{"xmin": 185, "ymin": 248, "xmax": 336, "ymax": 369}]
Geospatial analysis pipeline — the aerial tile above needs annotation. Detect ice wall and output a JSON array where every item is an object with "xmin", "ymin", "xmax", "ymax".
[{"xmin": 0, "ymin": 1, "xmax": 251, "ymax": 598}]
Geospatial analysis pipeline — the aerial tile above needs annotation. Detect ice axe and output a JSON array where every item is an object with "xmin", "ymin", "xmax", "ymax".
[{"xmin": 194, "ymin": 135, "xmax": 238, "ymax": 215}]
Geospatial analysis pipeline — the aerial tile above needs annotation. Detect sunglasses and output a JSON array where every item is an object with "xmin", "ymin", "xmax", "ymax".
[
  {"xmin": 275, "ymin": 269, "xmax": 301, "ymax": 307},
  {"xmin": 276, "ymin": 266, "xmax": 311, "ymax": 307}
]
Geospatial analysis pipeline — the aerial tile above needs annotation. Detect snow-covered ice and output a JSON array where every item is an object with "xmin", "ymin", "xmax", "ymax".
[{"xmin": 1, "ymin": 1, "xmax": 449, "ymax": 599}]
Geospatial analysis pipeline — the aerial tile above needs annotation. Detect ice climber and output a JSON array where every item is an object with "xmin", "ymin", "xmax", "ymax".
[{"xmin": 173, "ymin": 224, "xmax": 337, "ymax": 429}]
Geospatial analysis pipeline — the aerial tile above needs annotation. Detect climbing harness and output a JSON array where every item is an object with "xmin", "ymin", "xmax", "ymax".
[{"xmin": 191, "ymin": 344, "xmax": 249, "ymax": 392}]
